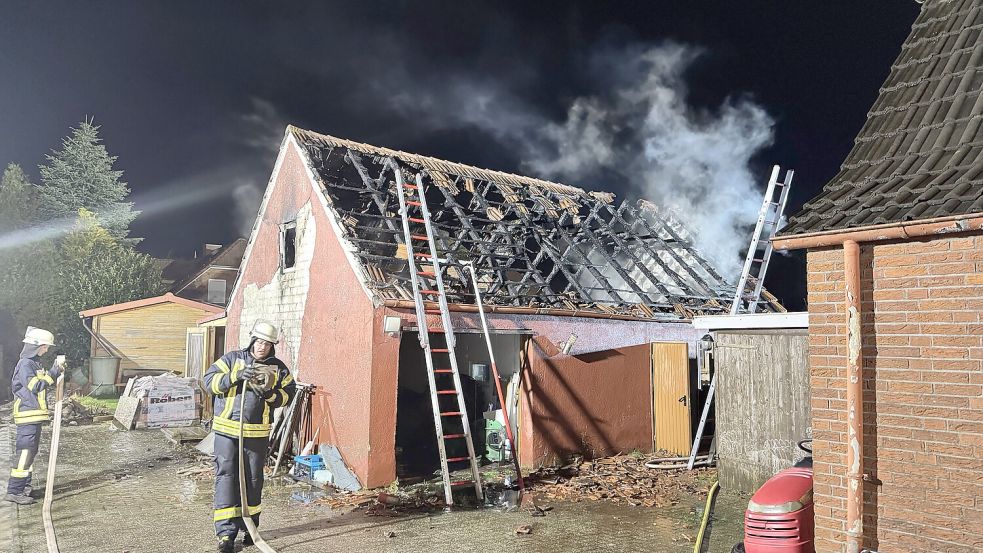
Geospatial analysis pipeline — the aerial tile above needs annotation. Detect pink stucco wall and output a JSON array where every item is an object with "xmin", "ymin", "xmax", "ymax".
[{"xmin": 226, "ymin": 140, "xmax": 379, "ymax": 487}]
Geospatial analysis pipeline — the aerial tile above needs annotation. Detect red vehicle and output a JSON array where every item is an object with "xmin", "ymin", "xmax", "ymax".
[{"xmin": 733, "ymin": 440, "xmax": 815, "ymax": 553}]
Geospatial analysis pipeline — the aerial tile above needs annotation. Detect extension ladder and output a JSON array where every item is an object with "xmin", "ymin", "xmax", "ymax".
[
  {"xmin": 391, "ymin": 164, "xmax": 484, "ymax": 506},
  {"xmin": 730, "ymin": 165, "xmax": 793, "ymax": 315},
  {"xmin": 688, "ymin": 165, "xmax": 794, "ymax": 470}
]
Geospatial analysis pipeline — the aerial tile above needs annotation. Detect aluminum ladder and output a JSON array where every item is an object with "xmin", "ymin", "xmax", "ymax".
[
  {"xmin": 687, "ymin": 165, "xmax": 794, "ymax": 470},
  {"xmin": 391, "ymin": 163, "xmax": 484, "ymax": 506},
  {"xmin": 730, "ymin": 165, "xmax": 794, "ymax": 315}
]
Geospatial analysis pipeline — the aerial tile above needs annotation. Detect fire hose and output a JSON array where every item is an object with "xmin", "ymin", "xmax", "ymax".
[
  {"xmin": 693, "ymin": 479, "xmax": 719, "ymax": 553},
  {"xmin": 42, "ymin": 372, "xmax": 66, "ymax": 553},
  {"xmin": 237, "ymin": 370, "xmax": 277, "ymax": 553}
]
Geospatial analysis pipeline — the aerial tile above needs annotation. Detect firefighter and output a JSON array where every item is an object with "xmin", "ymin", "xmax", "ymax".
[
  {"xmin": 5, "ymin": 327, "xmax": 64, "ymax": 505},
  {"xmin": 204, "ymin": 320, "xmax": 296, "ymax": 552}
]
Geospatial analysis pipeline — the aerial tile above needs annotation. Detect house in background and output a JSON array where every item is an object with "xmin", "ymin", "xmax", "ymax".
[
  {"xmin": 223, "ymin": 125, "xmax": 783, "ymax": 488},
  {"xmin": 155, "ymin": 239, "xmax": 247, "ymax": 306},
  {"xmin": 774, "ymin": 2, "xmax": 983, "ymax": 551},
  {"xmin": 170, "ymin": 239, "xmax": 246, "ymax": 306}
]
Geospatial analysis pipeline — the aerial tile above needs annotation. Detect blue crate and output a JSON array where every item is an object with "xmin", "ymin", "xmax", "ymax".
[{"xmin": 294, "ymin": 454, "xmax": 325, "ymax": 480}]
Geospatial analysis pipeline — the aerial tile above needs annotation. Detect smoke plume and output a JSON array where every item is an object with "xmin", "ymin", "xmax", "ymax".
[{"xmin": 386, "ymin": 42, "xmax": 774, "ymax": 280}]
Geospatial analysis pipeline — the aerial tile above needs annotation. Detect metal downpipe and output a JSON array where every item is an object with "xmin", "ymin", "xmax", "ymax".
[{"xmin": 843, "ymin": 240, "xmax": 864, "ymax": 553}]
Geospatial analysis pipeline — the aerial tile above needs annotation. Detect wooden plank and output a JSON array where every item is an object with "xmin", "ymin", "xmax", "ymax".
[
  {"xmin": 43, "ymin": 374, "xmax": 64, "ymax": 553},
  {"xmin": 715, "ymin": 330, "xmax": 810, "ymax": 493},
  {"xmin": 160, "ymin": 426, "xmax": 210, "ymax": 444},
  {"xmin": 652, "ymin": 342, "xmax": 691, "ymax": 455}
]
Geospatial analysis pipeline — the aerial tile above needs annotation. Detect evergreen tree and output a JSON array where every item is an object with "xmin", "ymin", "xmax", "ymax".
[
  {"xmin": 37, "ymin": 120, "xmax": 138, "ymax": 241},
  {"xmin": 0, "ymin": 163, "xmax": 38, "ymax": 231},
  {"xmin": 0, "ymin": 165, "xmax": 60, "ymax": 351}
]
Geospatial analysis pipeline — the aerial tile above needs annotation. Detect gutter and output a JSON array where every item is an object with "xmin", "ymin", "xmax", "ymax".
[
  {"xmin": 381, "ymin": 299, "xmax": 689, "ymax": 323},
  {"xmin": 773, "ymin": 212, "xmax": 983, "ymax": 553},
  {"xmin": 772, "ymin": 212, "xmax": 983, "ymax": 251}
]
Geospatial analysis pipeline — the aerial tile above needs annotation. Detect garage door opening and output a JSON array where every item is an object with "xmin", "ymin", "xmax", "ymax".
[{"xmin": 394, "ymin": 331, "xmax": 525, "ymax": 481}]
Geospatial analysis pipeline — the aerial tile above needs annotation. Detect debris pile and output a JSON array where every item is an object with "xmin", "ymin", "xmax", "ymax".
[
  {"xmin": 60, "ymin": 397, "xmax": 96, "ymax": 425},
  {"xmin": 527, "ymin": 454, "xmax": 715, "ymax": 508}
]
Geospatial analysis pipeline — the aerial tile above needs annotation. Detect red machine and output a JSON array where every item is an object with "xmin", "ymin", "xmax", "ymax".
[{"xmin": 733, "ymin": 440, "xmax": 815, "ymax": 553}]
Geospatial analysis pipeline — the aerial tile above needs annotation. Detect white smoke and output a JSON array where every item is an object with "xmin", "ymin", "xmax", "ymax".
[
  {"xmin": 385, "ymin": 42, "xmax": 774, "ymax": 280},
  {"xmin": 232, "ymin": 180, "xmax": 263, "ymax": 237},
  {"xmin": 227, "ymin": 97, "xmax": 288, "ymax": 237}
]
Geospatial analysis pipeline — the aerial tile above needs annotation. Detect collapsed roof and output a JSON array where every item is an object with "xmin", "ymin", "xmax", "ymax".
[{"xmin": 290, "ymin": 126, "xmax": 778, "ymax": 321}]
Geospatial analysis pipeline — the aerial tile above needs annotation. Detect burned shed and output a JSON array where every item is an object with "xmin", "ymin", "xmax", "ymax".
[{"xmin": 226, "ymin": 125, "xmax": 778, "ymax": 487}]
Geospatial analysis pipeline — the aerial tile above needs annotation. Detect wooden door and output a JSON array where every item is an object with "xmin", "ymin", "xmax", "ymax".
[{"xmin": 652, "ymin": 342, "xmax": 692, "ymax": 455}]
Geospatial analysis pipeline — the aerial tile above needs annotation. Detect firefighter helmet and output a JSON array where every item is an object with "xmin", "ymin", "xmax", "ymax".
[
  {"xmin": 23, "ymin": 326, "xmax": 55, "ymax": 346},
  {"xmin": 250, "ymin": 321, "xmax": 280, "ymax": 344}
]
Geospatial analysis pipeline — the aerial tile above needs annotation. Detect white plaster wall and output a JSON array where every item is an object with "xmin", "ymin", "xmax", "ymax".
[{"xmin": 239, "ymin": 202, "xmax": 316, "ymax": 373}]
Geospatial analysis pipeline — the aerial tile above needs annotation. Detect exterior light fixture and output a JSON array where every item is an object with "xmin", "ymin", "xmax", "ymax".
[{"xmin": 383, "ymin": 316, "xmax": 402, "ymax": 334}]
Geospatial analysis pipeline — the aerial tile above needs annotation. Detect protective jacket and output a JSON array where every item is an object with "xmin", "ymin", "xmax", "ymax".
[
  {"xmin": 203, "ymin": 343, "xmax": 295, "ymax": 439},
  {"xmin": 11, "ymin": 344, "xmax": 61, "ymax": 425}
]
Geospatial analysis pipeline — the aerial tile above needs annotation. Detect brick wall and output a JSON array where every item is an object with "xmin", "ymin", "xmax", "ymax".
[{"xmin": 806, "ymin": 233, "xmax": 983, "ymax": 552}]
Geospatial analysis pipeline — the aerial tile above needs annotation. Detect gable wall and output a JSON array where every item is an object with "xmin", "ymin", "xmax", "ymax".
[{"xmin": 226, "ymin": 139, "xmax": 378, "ymax": 486}]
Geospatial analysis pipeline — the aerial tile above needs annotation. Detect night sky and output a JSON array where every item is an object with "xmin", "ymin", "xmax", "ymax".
[{"xmin": 0, "ymin": 1, "xmax": 921, "ymax": 310}]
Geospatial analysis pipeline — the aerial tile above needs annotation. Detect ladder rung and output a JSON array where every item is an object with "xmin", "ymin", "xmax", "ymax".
[
  {"xmin": 408, "ymin": 217, "xmax": 426, "ymax": 223},
  {"xmin": 436, "ymin": 390, "xmax": 457, "ymax": 395},
  {"xmin": 414, "ymin": 253, "xmax": 432, "ymax": 258},
  {"xmin": 450, "ymin": 480, "xmax": 473, "ymax": 486},
  {"xmin": 439, "ymin": 411, "xmax": 462, "ymax": 416},
  {"xmin": 424, "ymin": 309, "xmax": 443, "ymax": 314},
  {"xmin": 420, "ymin": 290, "xmax": 441, "ymax": 296},
  {"xmin": 434, "ymin": 369, "xmax": 453, "ymax": 374},
  {"xmin": 443, "ymin": 434, "xmax": 466, "ymax": 439},
  {"xmin": 417, "ymin": 271, "xmax": 436, "ymax": 277},
  {"xmin": 407, "ymin": 200, "xmax": 422, "ymax": 206},
  {"xmin": 404, "ymin": 184, "xmax": 418, "ymax": 190},
  {"xmin": 411, "ymin": 234, "xmax": 428, "ymax": 241},
  {"xmin": 431, "ymin": 348, "xmax": 450, "ymax": 353},
  {"xmin": 446, "ymin": 456, "xmax": 470, "ymax": 463}
]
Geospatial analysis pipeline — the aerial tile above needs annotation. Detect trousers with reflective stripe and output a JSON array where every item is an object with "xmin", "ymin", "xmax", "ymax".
[
  {"xmin": 213, "ymin": 433, "xmax": 266, "ymax": 538},
  {"xmin": 7, "ymin": 423, "xmax": 41, "ymax": 495}
]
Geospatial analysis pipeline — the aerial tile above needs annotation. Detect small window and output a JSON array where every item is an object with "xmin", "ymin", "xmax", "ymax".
[
  {"xmin": 207, "ymin": 279, "xmax": 227, "ymax": 304},
  {"xmin": 281, "ymin": 221, "xmax": 297, "ymax": 271}
]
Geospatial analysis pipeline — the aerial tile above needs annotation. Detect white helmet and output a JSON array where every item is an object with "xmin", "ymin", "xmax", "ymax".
[
  {"xmin": 23, "ymin": 326, "xmax": 55, "ymax": 346},
  {"xmin": 250, "ymin": 320, "xmax": 279, "ymax": 344}
]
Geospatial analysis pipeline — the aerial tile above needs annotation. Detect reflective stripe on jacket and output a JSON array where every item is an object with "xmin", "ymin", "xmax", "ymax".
[
  {"xmin": 203, "ymin": 348, "xmax": 295, "ymax": 439},
  {"xmin": 11, "ymin": 358, "xmax": 59, "ymax": 425}
]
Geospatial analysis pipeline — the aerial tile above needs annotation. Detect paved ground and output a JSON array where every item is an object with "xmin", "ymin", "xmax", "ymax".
[{"xmin": 2, "ymin": 415, "xmax": 746, "ymax": 553}]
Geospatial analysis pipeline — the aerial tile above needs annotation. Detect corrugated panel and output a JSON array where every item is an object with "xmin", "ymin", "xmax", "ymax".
[{"xmin": 652, "ymin": 342, "xmax": 691, "ymax": 455}]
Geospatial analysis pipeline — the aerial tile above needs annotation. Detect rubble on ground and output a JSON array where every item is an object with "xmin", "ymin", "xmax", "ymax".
[
  {"xmin": 60, "ymin": 397, "xmax": 99, "ymax": 425},
  {"xmin": 526, "ymin": 453, "xmax": 715, "ymax": 508}
]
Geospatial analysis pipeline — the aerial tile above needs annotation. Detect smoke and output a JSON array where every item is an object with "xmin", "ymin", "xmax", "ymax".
[
  {"xmin": 232, "ymin": 180, "xmax": 263, "ymax": 237},
  {"xmin": 385, "ymin": 42, "xmax": 774, "ymax": 280}
]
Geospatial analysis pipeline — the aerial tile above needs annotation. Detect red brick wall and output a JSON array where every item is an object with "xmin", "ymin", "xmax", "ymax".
[{"xmin": 806, "ymin": 233, "xmax": 983, "ymax": 552}]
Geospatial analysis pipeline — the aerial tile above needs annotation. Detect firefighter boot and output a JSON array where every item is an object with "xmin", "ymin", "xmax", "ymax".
[
  {"xmin": 217, "ymin": 535, "xmax": 235, "ymax": 553},
  {"xmin": 4, "ymin": 493, "xmax": 35, "ymax": 505}
]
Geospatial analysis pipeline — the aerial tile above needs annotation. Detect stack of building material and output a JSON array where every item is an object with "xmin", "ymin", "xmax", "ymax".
[{"xmin": 112, "ymin": 374, "xmax": 203, "ymax": 430}]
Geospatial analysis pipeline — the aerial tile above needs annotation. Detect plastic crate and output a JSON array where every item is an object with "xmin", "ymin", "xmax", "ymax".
[{"xmin": 294, "ymin": 454, "xmax": 325, "ymax": 480}]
